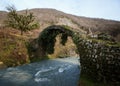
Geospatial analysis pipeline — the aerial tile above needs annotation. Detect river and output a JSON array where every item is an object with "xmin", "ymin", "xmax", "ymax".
[{"xmin": 0, "ymin": 57, "xmax": 80, "ymax": 86}]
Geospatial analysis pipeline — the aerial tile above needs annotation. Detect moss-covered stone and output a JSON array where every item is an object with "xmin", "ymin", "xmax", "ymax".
[{"xmin": 79, "ymin": 39, "xmax": 120, "ymax": 85}]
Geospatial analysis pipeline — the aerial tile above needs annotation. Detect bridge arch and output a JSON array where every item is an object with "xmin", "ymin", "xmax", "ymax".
[{"xmin": 37, "ymin": 25, "xmax": 82, "ymax": 57}]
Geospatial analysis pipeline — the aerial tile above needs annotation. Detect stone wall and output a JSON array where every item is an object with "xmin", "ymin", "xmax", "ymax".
[{"xmin": 78, "ymin": 39, "xmax": 120, "ymax": 85}]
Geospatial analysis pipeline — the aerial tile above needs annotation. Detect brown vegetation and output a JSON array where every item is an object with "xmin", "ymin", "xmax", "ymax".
[
  {"xmin": 0, "ymin": 8, "xmax": 120, "ymax": 42},
  {"xmin": 0, "ymin": 28, "xmax": 30, "ymax": 67}
]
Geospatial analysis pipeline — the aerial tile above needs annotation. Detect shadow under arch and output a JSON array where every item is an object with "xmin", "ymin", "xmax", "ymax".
[
  {"xmin": 26, "ymin": 25, "xmax": 82, "ymax": 85},
  {"xmin": 36, "ymin": 25, "xmax": 82, "ymax": 58}
]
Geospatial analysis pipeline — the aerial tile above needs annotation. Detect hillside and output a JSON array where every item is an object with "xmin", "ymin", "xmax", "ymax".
[
  {"xmin": 0, "ymin": 8, "xmax": 120, "ymax": 67},
  {"xmin": 0, "ymin": 8, "xmax": 120, "ymax": 41}
]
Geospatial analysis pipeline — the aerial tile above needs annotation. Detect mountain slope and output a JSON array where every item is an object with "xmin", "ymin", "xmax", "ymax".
[{"xmin": 0, "ymin": 8, "xmax": 120, "ymax": 41}]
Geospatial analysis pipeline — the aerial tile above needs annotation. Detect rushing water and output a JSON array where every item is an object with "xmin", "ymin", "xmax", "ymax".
[{"xmin": 0, "ymin": 57, "xmax": 80, "ymax": 86}]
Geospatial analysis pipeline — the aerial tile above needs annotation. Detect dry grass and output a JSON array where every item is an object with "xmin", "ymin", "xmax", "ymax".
[
  {"xmin": 0, "ymin": 8, "xmax": 120, "ymax": 42},
  {"xmin": 0, "ymin": 28, "xmax": 30, "ymax": 67}
]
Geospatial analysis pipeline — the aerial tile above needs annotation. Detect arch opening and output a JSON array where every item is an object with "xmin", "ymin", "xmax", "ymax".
[
  {"xmin": 37, "ymin": 25, "xmax": 80, "ymax": 58},
  {"xmin": 49, "ymin": 34, "xmax": 78, "ymax": 58}
]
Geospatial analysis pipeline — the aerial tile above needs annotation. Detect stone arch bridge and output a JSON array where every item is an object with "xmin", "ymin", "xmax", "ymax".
[{"xmin": 27, "ymin": 25, "xmax": 120, "ymax": 85}]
